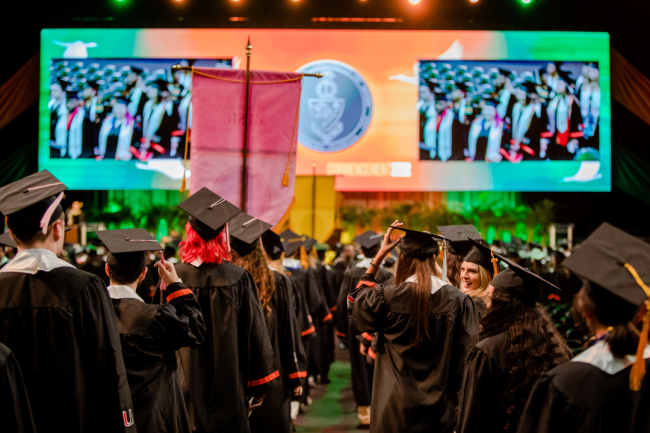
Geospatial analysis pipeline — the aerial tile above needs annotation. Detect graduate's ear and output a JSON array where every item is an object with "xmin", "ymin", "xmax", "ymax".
[
  {"xmin": 105, "ymin": 263, "xmax": 110, "ymax": 278},
  {"xmin": 140, "ymin": 266, "xmax": 148, "ymax": 281}
]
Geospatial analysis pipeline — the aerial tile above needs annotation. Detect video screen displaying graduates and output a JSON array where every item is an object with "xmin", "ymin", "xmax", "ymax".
[
  {"xmin": 418, "ymin": 60, "xmax": 601, "ymax": 163},
  {"xmin": 47, "ymin": 58, "xmax": 232, "ymax": 162}
]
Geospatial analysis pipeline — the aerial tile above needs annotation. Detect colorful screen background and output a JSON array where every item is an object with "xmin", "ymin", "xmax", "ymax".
[{"xmin": 40, "ymin": 29, "xmax": 611, "ymax": 192}]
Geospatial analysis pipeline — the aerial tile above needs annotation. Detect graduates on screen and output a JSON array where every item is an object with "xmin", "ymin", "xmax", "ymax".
[
  {"xmin": 0, "ymin": 170, "xmax": 135, "ymax": 433},
  {"xmin": 336, "ymin": 230, "xmax": 393, "ymax": 429},
  {"xmin": 348, "ymin": 223, "xmax": 479, "ymax": 433},
  {"xmin": 518, "ymin": 223, "xmax": 650, "ymax": 433},
  {"xmin": 456, "ymin": 240, "xmax": 571, "ymax": 433},
  {"xmin": 421, "ymin": 88, "xmax": 459, "ymax": 162},
  {"xmin": 229, "ymin": 214, "xmax": 307, "ymax": 433},
  {"xmin": 80, "ymin": 78, "xmax": 103, "ymax": 159},
  {"xmin": 141, "ymin": 79, "xmax": 182, "ymax": 160},
  {"xmin": 510, "ymin": 82, "xmax": 548, "ymax": 161},
  {"xmin": 97, "ymin": 97, "xmax": 137, "ymax": 161},
  {"xmin": 174, "ymin": 188, "xmax": 280, "ymax": 433},
  {"xmin": 467, "ymin": 98, "xmax": 505, "ymax": 162},
  {"xmin": 48, "ymin": 79, "xmax": 68, "ymax": 157},
  {"xmin": 98, "ymin": 228, "xmax": 206, "ymax": 433},
  {"xmin": 546, "ymin": 78, "xmax": 584, "ymax": 160},
  {"xmin": 65, "ymin": 88, "xmax": 85, "ymax": 160}
]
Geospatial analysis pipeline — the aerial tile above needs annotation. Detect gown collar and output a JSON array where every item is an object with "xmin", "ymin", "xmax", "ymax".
[
  {"xmin": 572, "ymin": 341, "xmax": 650, "ymax": 375},
  {"xmin": 355, "ymin": 257, "xmax": 374, "ymax": 269},
  {"xmin": 405, "ymin": 274, "xmax": 447, "ymax": 295},
  {"xmin": 0, "ymin": 249, "xmax": 75, "ymax": 275},
  {"xmin": 107, "ymin": 284, "xmax": 144, "ymax": 302},
  {"xmin": 283, "ymin": 258, "xmax": 302, "ymax": 270}
]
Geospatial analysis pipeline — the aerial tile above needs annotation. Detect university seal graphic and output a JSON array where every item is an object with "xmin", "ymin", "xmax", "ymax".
[{"xmin": 297, "ymin": 60, "xmax": 373, "ymax": 153}]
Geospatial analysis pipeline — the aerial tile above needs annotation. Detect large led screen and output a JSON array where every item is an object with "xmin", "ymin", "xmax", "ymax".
[{"xmin": 40, "ymin": 29, "xmax": 611, "ymax": 191}]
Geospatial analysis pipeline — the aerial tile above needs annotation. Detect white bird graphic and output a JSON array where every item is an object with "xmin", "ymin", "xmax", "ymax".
[
  {"xmin": 389, "ymin": 39, "xmax": 465, "ymax": 85},
  {"xmin": 53, "ymin": 40, "xmax": 98, "ymax": 59}
]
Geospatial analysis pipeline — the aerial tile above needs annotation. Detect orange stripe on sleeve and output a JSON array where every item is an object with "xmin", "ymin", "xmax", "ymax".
[
  {"xmin": 301, "ymin": 326, "xmax": 316, "ymax": 337},
  {"xmin": 336, "ymin": 331, "xmax": 347, "ymax": 338},
  {"xmin": 289, "ymin": 371, "xmax": 307, "ymax": 379},
  {"xmin": 368, "ymin": 347, "xmax": 376, "ymax": 360},
  {"xmin": 361, "ymin": 332, "xmax": 373, "ymax": 342},
  {"xmin": 322, "ymin": 313, "xmax": 333, "ymax": 323},
  {"xmin": 248, "ymin": 370, "xmax": 280, "ymax": 387},
  {"xmin": 330, "ymin": 306, "xmax": 337, "ymax": 312},
  {"xmin": 167, "ymin": 289, "xmax": 193, "ymax": 303},
  {"xmin": 356, "ymin": 281, "xmax": 377, "ymax": 289}
]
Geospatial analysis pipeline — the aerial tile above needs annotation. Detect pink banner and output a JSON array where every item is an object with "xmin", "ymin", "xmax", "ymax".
[{"xmin": 190, "ymin": 67, "xmax": 303, "ymax": 227}]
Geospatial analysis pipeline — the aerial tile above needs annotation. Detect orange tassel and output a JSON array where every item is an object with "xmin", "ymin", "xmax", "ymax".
[
  {"xmin": 491, "ymin": 250, "xmax": 499, "ymax": 276},
  {"xmin": 300, "ymin": 246, "xmax": 309, "ymax": 269},
  {"xmin": 630, "ymin": 304, "xmax": 650, "ymax": 391},
  {"xmin": 180, "ymin": 173, "xmax": 186, "ymax": 193},
  {"xmin": 282, "ymin": 163, "xmax": 290, "ymax": 187}
]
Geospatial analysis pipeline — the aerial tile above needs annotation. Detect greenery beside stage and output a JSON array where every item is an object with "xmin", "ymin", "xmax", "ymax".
[{"xmin": 338, "ymin": 198, "xmax": 557, "ymax": 245}]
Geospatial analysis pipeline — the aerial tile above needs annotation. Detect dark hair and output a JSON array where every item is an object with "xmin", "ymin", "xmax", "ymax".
[
  {"xmin": 395, "ymin": 254, "xmax": 437, "ymax": 347},
  {"xmin": 10, "ymin": 213, "xmax": 65, "ymax": 246},
  {"xmin": 446, "ymin": 251, "xmax": 463, "ymax": 288},
  {"xmin": 576, "ymin": 281, "xmax": 644, "ymax": 359},
  {"xmin": 480, "ymin": 289, "xmax": 572, "ymax": 431},
  {"xmin": 106, "ymin": 252, "xmax": 146, "ymax": 285},
  {"xmin": 231, "ymin": 242, "xmax": 276, "ymax": 318}
]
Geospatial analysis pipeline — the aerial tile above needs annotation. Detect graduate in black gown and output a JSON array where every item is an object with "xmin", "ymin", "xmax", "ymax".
[
  {"xmin": 0, "ymin": 170, "xmax": 135, "ymax": 433},
  {"xmin": 348, "ymin": 222, "xmax": 479, "ymax": 433},
  {"xmin": 457, "ymin": 240, "xmax": 572, "ymax": 433},
  {"xmin": 280, "ymin": 230, "xmax": 331, "ymax": 387},
  {"xmin": 263, "ymin": 230, "xmax": 313, "ymax": 425},
  {"xmin": 98, "ymin": 228, "xmax": 206, "ymax": 433},
  {"xmin": 98, "ymin": 97, "xmax": 137, "ymax": 160},
  {"xmin": 518, "ymin": 223, "xmax": 650, "ymax": 433},
  {"xmin": 173, "ymin": 188, "xmax": 280, "ymax": 433},
  {"xmin": 458, "ymin": 245, "xmax": 496, "ymax": 317},
  {"xmin": 336, "ymin": 230, "xmax": 394, "ymax": 429},
  {"xmin": 437, "ymin": 225, "xmax": 485, "ymax": 288},
  {"xmin": 0, "ymin": 342, "xmax": 36, "ymax": 433},
  {"xmin": 510, "ymin": 82, "xmax": 549, "ymax": 161},
  {"xmin": 229, "ymin": 214, "xmax": 306, "ymax": 433}
]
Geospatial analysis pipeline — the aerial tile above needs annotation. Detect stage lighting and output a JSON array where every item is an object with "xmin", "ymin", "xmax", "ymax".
[
  {"xmin": 409, "ymin": 0, "xmax": 421, "ymax": 4},
  {"xmin": 470, "ymin": 0, "xmax": 479, "ymax": 3},
  {"xmin": 522, "ymin": 0, "xmax": 532, "ymax": 3}
]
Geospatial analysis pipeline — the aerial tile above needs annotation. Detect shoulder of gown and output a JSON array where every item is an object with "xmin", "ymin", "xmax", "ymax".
[{"xmin": 175, "ymin": 260, "xmax": 248, "ymax": 289}]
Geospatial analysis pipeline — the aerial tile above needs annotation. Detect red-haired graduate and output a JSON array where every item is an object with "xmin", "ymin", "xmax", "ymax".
[{"xmin": 174, "ymin": 188, "xmax": 280, "ymax": 433}]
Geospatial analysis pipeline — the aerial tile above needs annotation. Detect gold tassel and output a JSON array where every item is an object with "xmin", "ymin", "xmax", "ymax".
[
  {"xmin": 630, "ymin": 306, "xmax": 650, "ymax": 391},
  {"xmin": 180, "ymin": 175, "xmax": 186, "ymax": 193},
  {"xmin": 623, "ymin": 263, "xmax": 650, "ymax": 391},
  {"xmin": 491, "ymin": 250, "xmax": 499, "ymax": 276},
  {"xmin": 300, "ymin": 246, "xmax": 309, "ymax": 269},
  {"xmin": 180, "ymin": 68, "xmax": 193, "ymax": 193},
  {"xmin": 282, "ymin": 163, "xmax": 290, "ymax": 187}
]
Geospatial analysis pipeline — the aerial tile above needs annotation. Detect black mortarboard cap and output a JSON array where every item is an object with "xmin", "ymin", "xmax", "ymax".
[
  {"xmin": 455, "ymin": 82, "xmax": 469, "ymax": 93},
  {"xmin": 114, "ymin": 96, "xmax": 129, "ymax": 105},
  {"xmin": 97, "ymin": 228, "xmax": 162, "ymax": 269},
  {"xmin": 519, "ymin": 81, "xmax": 538, "ymax": 95},
  {"xmin": 434, "ymin": 90, "xmax": 449, "ymax": 101},
  {"xmin": 96, "ymin": 229, "xmax": 163, "ymax": 254},
  {"xmin": 469, "ymin": 238, "xmax": 558, "ymax": 304},
  {"xmin": 84, "ymin": 78, "xmax": 101, "ymax": 91},
  {"xmin": 393, "ymin": 227, "xmax": 441, "ymax": 260},
  {"xmin": 556, "ymin": 68, "xmax": 575, "ymax": 86},
  {"xmin": 0, "ymin": 170, "xmax": 67, "ymax": 217},
  {"xmin": 280, "ymin": 229, "xmax": 306, "ymax": 257},
  {"xmin": 150, "ymin": 79, "xmax": 169, "ymax": 91},
  {"xmin": 563, "ymin": 223, "xmax": 650, "ymax": 308},
  {"xmin": 177, "ymin": 187, "xmax": 241, "ymax": 241},
  {"xmin": 261, "ymin": 229, "xmax": 284, "ymax": 261},
  {"xmin": 463, "ymin": 244, "xmax": 494, "ymax": 275},
  {"xmin": 483, "ymin": 97, "xmax": 499, "ymax": 107},
  {"xmin": 66, "ymin": 88, "xmax": 80, "ymax": 99},
  {"xmin": 437, "ymin": 225, "xmax": 483, "ymax": 256},
  {"xmin": 0, "ymin": 232, "xmax": 17, "ymax": 249},
  {"xmin": 130, "ymin": 66, "xmax": 144, "ymax": 75},
  {"xmin": 303, "ymin": 236, "xmax": 318, "ymax": 253},
  {"xmin": 356, "ymin": 230, "xmax": 384, "ymax": 250},
  {"xmin": 229, "ymin": 212, "xmax": 272, "ymax": 257}
]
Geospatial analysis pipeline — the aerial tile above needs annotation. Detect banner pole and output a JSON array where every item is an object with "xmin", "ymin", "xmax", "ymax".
[{"xmin": 241, "ymin": 37, "xmax": 252, "ymax": 212}]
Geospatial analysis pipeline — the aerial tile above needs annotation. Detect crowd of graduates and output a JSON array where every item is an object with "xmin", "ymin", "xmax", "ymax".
[
  {"xmin": 1, "ymin": 170, "xmax": 649, "ymax": 433},
  {"xmin": 418, "ymin": 61, "xmax": 601, "ymax": 162},
  {"xmin": 48, "ymin": 60, "xmax": 228, "ymax": 161}
]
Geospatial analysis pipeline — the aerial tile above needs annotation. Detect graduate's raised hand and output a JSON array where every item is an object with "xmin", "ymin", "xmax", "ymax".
[
  {"xmin": 380, "ymin": 220, "xmax": 403, "ymax": 255},
  {"xmin": 155, "ymin": 259, "xmax": 180, "ymax": 285}
]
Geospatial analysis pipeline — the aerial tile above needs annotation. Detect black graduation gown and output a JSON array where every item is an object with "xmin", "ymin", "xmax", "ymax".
[
  {"xmin": 457, "ymin": 332, "xmax": 510, "ymax": 433},
  {"xmin": 81, "ymin": 102, "xmax": 101, "ymax": 158},
  {"xmin": 111, "ymin": 282, "xmax": 206, "ymax": 433},
  {"xmin": 49, "ymin": 101, "xmax": 64, "ymax": 158},
  {"xmin": 287, "ymin": 266, "xmax": 331, "ymax": 379},
  {"xmin": 349, "ymin": 273, "xmax": 479, "ymax": 433},
  {"xmin": 521, "ymin": 107, "xmax": 549, "ymax": 161},
  {"xmin": 517, "ymin": 356, "xmax": 650, "ymax": 433},
  {"xmin": 0, "ymin": 267, "xmax": 135, "ymax": 432},
  {"xmin": 0, "ymin": 342, "xmax": 37, "ymax": 433},
  {"xmin": 288, "ymin": 269, "xmax": 314, "ymax": 402},
  {"xmin": 249, "ymin": 271, "xmax": 306, "ymax": 433},
  {"xmin": 315, "ymin": 262, "xmax": 336, "ymax": 380},
  {"xmin": 151, "ymin": 103, "xmax": 181, "ymax": 159},
  {"xmin": 336, "ymin": 265, "xmax": 394, "ymax": 407},
  {"xmin": 174, "ymin": 261, "xmax": 280, "ymax": 433},
  {"xmin": 547, "ymin": 97, "xmax": 584, "ymax": 161},
  {"xmin": 472, "ymin": 296, "xmax": 487, "ymax": 318}
]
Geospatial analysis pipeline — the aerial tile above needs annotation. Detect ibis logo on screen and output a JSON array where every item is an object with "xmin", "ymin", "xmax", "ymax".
[{"xmin": 297, "ymin": 60, "xmax": 373, "ymax": 153}]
